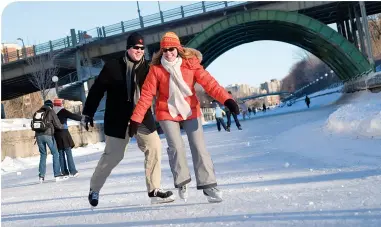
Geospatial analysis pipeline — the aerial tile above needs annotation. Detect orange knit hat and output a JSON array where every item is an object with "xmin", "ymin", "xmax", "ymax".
[
  {"xmin": 160, "ymin": 32, "xmax": 183, "ymax": 51},
  {"xmin": 53, "ymin": 98, "xmax": 64, "ymax": 107}
]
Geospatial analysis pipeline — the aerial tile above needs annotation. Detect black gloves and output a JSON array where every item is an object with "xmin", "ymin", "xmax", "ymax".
[
  {"xmin": 224, "ymin": 99, "xmax": 239, "ymax": 115},
  {"xmin": 82, "ymin": 115, "xmax": 94, "ymax": 131},
  {"xmin": 128, "ymin": 120, "xmax": 140, "ymax": 137}
]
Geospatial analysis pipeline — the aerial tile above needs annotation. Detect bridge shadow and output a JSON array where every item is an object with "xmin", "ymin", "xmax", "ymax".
[
  {"xmin": 4, "ymin": 207, "xmax": 381, "ymax": 226},
  {"xmin": 219, "ymin": 168, "xmax": 381, "ymax": 189}
]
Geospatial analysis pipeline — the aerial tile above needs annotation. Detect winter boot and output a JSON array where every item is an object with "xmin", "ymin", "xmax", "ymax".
[
  {"xmin": 88, "ymin": 189, "xmax": 99, "ymax": 207},
  {"xmin": 70, "ymin": 172, "xmax": 79, "ymax": 178},
  {"xmin": 39, "ymin": 176, "xmax": 44, "ymax": 183},
  {"xmin": 148, "ymin": 188, "xmax": 175, "ymax": 204},
  {"xmin": 55, "ymin": 174, "xmax": 69, "ymax": 182},
  {"xmin": 178, "ymin": 184, "xmax": 188, "ymax": 202},
  {"xmin": 203, "ymin": 187, "xmax": 223, "ymax": 203}
]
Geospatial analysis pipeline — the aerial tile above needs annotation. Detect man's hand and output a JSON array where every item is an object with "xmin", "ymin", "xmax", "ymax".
[
  {"xmin": 224, "ymin": 99, "xmax": 239, "ymax": 115},
  {"xmin": 82, "ymin": 115, "xmax": 94, "ymax": 131},
  {"xmin": 128, "ymin": 120, "xmax": 140, "ymax": 137}
]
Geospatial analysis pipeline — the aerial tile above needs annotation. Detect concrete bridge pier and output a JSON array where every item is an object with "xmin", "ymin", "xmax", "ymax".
[{"xmin": 74, "ymin": 50, "xmax": 87, "ymax": 105}]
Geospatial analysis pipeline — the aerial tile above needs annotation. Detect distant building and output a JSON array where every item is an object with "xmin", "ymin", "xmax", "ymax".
[{"xmin": 1, "ymin": 43, "xmax": 34, "ymax": 63}]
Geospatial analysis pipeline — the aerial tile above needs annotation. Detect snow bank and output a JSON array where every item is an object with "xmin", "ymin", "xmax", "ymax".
[
  {"xmin": 1, "ymin": 118, "xmax": 103, "ymax": 132},
  {"xmin": 1, "ymin": 142, "xmax": 106, "ymax": 175},
  {"xmin": 325, "ymin": 91, "xmax": 381, "ymax": 138},
  {"xmin": 1, "ymin": 118, "xmax": 31, "ymax": 131}
]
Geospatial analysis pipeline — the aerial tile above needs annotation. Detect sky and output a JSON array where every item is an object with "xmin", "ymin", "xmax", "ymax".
[{"xmin": 1, "ymin": 1, "xmax": 305, "ymax": 88}]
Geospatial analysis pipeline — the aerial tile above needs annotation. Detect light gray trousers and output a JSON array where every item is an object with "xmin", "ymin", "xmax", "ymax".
[{"xmin": 159, "ymin": 117, "xmax": 217, "ymax": 190}]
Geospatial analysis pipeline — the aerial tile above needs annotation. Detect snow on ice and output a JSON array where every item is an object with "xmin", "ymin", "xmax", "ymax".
[{"xmin": 1, "ymin": 89, "xmax": 381, "ymax": 227}]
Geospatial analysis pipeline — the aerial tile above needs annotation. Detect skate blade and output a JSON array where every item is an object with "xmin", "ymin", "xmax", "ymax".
[
  {"xmin": 206, "ymin": 196, "xmax": 223, "ymax": 203},
  {"xmin": 151, "ymin": 195, "xmax": 175, "ymax": 204}
]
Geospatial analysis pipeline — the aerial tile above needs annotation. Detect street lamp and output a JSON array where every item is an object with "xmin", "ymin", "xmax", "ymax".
[
  {"xmin": 325, "ymin": 73, "xmax": 328, "ymax": 77},
  {"xmin": 17, "ymin": 38, "xmax": 26, "ymax": 58},
  {"xmin": 320, "ymin": 76, "xmax": 323, "ymax": 80},
  {"xmin": 316, "ymin": 79, "xmax": 319, "ymax": 82},
  {"xmin": 52, "ymin": 76, "xmax": 59, "ymax": 97}
]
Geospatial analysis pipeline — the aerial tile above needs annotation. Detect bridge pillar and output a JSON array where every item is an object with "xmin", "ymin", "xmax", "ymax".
[
  {"xmin": 336, "ymin": 8, "xmax": 347, "ymax": 39},
  {"xmin": 348, "ymin": 5, "xmax": 358, "ymax": 49},
  {"xmin": 344, "ymin": 20, "xmax": 353, "ymax": 43},
  {"xmin": 354, "ymin": 5, "xmax": 367, "ymax": 57},
  {"xmin": 75, "ymin": 50, "xmax": 87, "ymax": 105}
]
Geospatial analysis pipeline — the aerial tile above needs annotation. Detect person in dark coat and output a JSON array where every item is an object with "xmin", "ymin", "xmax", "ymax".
[
  {"xmin": 32, "ymin": 100, "xmax": 66, "ymax": 182},
  {"xmin": 247, "ymin": 107, "xmax": 252, "ymax": 118},
  {"xmin": 82, "ymin": 32, "xmax": 174, "ymax": 207},
  {"xmin": 225, "ymin": 91, "xmax": 242, "ymax": 131},
  {"xmin": 305, "ymin": 95, "xmax": 311, "ymax": 108},
  {"xmin": 53, "ymin": 99, "xmax": 83, "ymax": 177},
  {"xmin": 262, "ymin": 103, "xmax": 267, "ymax": 113}
]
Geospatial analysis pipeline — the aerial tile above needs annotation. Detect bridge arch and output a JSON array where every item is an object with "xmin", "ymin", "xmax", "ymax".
[{"xmin": 186, "ymin": 10, "xmax": 372, "ymax": 81}]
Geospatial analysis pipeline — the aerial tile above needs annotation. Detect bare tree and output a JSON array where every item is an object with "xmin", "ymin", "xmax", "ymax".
[
  {"xmin": 293, "ymin": 49, "xmax": 321, "ymax": 68},
  {"xmin": 27, "ymin": 52, "xmax": 59, "ymax": 101},
  {"xmin": 369, "ymin": 14, "xmax": 381, "ymax": 56}
]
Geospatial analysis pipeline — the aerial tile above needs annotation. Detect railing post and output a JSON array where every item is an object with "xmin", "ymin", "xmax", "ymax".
[
  {"xmin": 17, "ymin": 49, "xmax": 20, "ymax": 60},
  {"xmin": 1, "ymin": 53, "xmax": 3, "ymax": 64},
  {"xmin": 121, "ymin": 21, "xmax": 125, "ymax": 33},
  {"xmin": 32, "ymin": 45, "xmax": 36, "ymax": 56},
  {"xmin": 160, "ymin": 11, "xmax": 164, "ymax": 23},
  {"xmin": 102, "ymin": 26, "xmax": 106, "ymax": 37},
  {"xmin": 67, "ymin": 36, "xmax": 70, "ymax": 47},
  {"xmin": 224, "ymin": 1, "xmax": 228, "ymax": 7},
  {"xmin": 139, "ymin": 16, "xmax": 144, "ymax": 28},
  {"xmin": 202, "ymin": 1, "xmax": 206, "ymax": 12},
  {"xmin": 4, "ymin": 48, "xmax": 9, "ymax": 63},
  {"xmin": 181, "ymin": 6, "xmax": 184, "ymax": 18},
  {"xmin": 70, "ymin": 29, "xmax": 77, "ymax": 46},
  {"xmin": 49, "ymin": 40, "xmax": 53, "ymax": 52}
]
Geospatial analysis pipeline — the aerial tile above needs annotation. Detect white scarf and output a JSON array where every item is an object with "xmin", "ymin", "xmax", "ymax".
[
  {"xmin": 161, "ymin": 56, "xmax": 193, "ymax": 119},
  {"xmin": 53, "ymin": 106, "xmax": 64, "ymax": 114}
]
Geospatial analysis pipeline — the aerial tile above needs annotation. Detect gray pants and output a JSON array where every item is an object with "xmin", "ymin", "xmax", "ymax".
[
  {"xmin": 159, "ymin": 118, "xmax": 217, "ymax": 190},
  {"xmin": 90, "ymin": 125, "xmax": 162, "ymax": 194}
]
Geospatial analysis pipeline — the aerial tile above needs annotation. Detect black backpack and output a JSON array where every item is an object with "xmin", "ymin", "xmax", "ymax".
[{"xmin": 31, "ymin": 108, "xmax": 50, "ymax": 132}]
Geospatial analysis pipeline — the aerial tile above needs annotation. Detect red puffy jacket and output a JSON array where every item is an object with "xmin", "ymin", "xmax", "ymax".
[{"xmin": 131, "ymin": 48, "xmax": 231, "ymax": 123}]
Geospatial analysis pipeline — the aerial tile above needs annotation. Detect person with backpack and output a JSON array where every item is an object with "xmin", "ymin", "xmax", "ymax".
[
  {"xmin": 52, "ymin": 99, "xmax": 83, "ymax": 178},
  {"xmin": 31, "ymin": 100, "xmax": 67, "ymax": 183}
]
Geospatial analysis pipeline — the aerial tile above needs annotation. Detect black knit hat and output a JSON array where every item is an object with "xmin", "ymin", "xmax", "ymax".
[
  {"xmin": 44, "ymin": 100, "xmax": 53, "ymax": 108},
  {"xmin": 126, "ymin": 32, "xmax": 144, "ymax": 49}
]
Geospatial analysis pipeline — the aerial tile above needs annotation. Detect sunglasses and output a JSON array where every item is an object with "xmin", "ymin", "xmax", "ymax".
[
  {"xmin": 162, "ymin": 47, "xmax": 176, "ymax": 53},
  {"xmin": 131, "ymin": 46, "xmax": 145, "ymax": 50}
]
